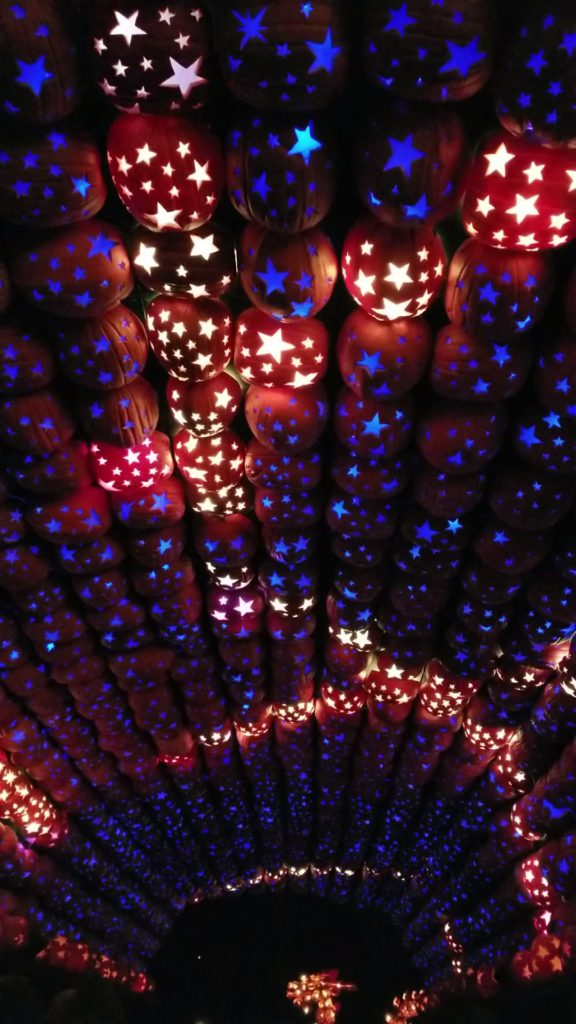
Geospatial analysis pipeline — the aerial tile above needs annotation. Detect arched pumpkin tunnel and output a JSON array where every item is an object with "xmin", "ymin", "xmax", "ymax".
[{"xmin": 0, "ymin": 2, "xmax": 575, "ymax": 1023}]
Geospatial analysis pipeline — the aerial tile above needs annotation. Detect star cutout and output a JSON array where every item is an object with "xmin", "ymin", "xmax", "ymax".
[
  {"xmin": 354, "ymin": 270, "xmax": 376, "ymax": 296},
  {"xmin": 484, "ymin": 142, "xmax": 514, "ymax": 177},
  {"xmin": 148, "ymin": 202, "xmax": 183, "ymax": 229},
  {"xmin": 136, "ymin": 143, "xmax": 157, "ymax": 165},
  {"xmin": 134, "ymin": 243, "xmax": 159, "ymax": 275},
  {"xmin": 475, "ymin": 195, "xmax": 494, "ymax": 216},
  {"xmin": 15, "ymin": 56, "xmax": 52, "ymax": 97},
  {"xmin": 384, "ymin": 262, "xmax": 413, "ymax": 289},
  {"xmin": 384, "ymin": 133, "xmax": 424, "ymax": 177},
  {"xmin": 109, "ymin": 10, "xmax": 147, "ymax": 46},
  {"xmin": 287, "ymin": 123, "xmax": 322, "ymax": 164},
  {"xmin": 233, "ymin": 7, "xmax": 267, "ymax": 49},
  {"xmin": 384, "ymin": 3, "xmax": 416, "ymax": 37},
  {"xmin": 187, "ymin": 160, "xmax": 211, "ymax": 187},
  {"xmin": 524, "ymin": 162, "xmax": 544, "ymax": 184},
  {"xmin": 160, "ymin": 56, "xmax": 206, "ymax": 98},
  {"xmin": 506, "ymin": 193, "xmax": 539, "ymax": 224},
  {"xmin": 306, "ymin": 29, "xmax": 341, "ymax": 73},
  {"xmin": 372, "ymin": 298, "xmax": 412, "ymax": 320},
  {"xmin": 440, "ymin": 37, "xmax": 486, "ymax": 77},
  {"xmin": 87, "ymin": 232, "xmax": 118, "ymax": 261},
  {"xmin": 256, "ymin": 258, "xmax": 288, "ymax": 295},
  {"xmin": 190, "ymin": 233, "xmax": 218, "ymax": 260},
  {"xmin": 357, "ymin": 350, "xmax": 383, "ymax": 376},
  {"xmin": 256, "ymin": 328, "xmax": 294, "ymax": 363}
]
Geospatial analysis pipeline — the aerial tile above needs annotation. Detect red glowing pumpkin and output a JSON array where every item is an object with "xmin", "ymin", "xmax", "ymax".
[
  {"xmin": 167, "ymin": 372, "xmax": 243, "ymax": 436},
  {"xmin": 146, "ymin": 295, "xmax": 232, "ymax": 381},
  {"xmin": 107, "ymin": 112, "xmax": 223, "ymax": 231},
  {"xmin": 334, "ymin": 388, "xmax": 414, "ymax": 459},
  {"xmin": 430, "ymin": 324, "xmax": 533, "ymax": 402},
  {"xmin": 416, "ymin": 400, "xmax": 507, "ymax": 474},
  {"xmin": 234, "ymin": 307, "xmax": 328, "ymax": 388},
  {"xmin": 89, "ymin": 432, "xmax": 174, "ymax": 492}
]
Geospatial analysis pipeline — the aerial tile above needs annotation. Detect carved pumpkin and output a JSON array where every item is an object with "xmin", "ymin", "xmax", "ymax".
[
  {"xmin": 337, "ymin": 308, "xmax": 431, "ymax": 400},
  {"xmin": 213, "ymin": 0, "xmax": 349, "ymax": 111},
  {"xmin": 146, "ymin": 295, "xmax": 232, "ymax": 381},
  {"xmin": 334, "ymin": 388, "xmax": 414, "ymax": 459},
  {"xmin": 167, "ymin": 372, "xmax": 243, "ymax": 436},
  {"xmin": 0, "ymin": 315, "xmax": 54, "ymax": 394},
  {"xmin": 107, "ymin": 112, "xmax": 223, "ymax": 231},
  {"xmin": 4, "ymin": 439, "xmax": 92, "ymax": 495},
  {"xmin": 245, "ymin": 383, "xmax": 328, "ymax": 452},
  {"xmin": 411, "ymin": 463, "xmax": 486, "ymax": 516},
  {"xmin": 110, "ymin": 478, "xmax": 186, "ymax": 528},
  {"xmin": 234, "ymin": 307, "xmax": 328, "ymax": 388},
  {"xmin": 173, "ymin": 428, "xmax": 245, "ymax": 493},
  {"xmin": 75, "ymin": 376, "xmax": 159, "ymax": 448},
  {"xmin": 416, "ymin": 400, "xmax": 507, "ymax": 474},
  {"xmin": 341, "ymin": 216, "xmax": 446, "ymax": 320},
  {"xmin": 89, "ymin": 1, "xmax": 210, "ymax": 113},
  {"xmin": 0, "ymin": 387, "xmax": 75, "ymax": 455},
  {"xmin": 430, "ymin": 324, "xmax": 533, "ymax": 402},
  {"xmin": 445, "ymin": 238, "xmax": 554, "ymax": 342},
  {"xmin": 226, "ymin": 111, "xmax": 336, "ymax": 233},
  {"xmin": 89, "ymin": 432, "xmax": 174, "ymax": 492},
  {"xmin": 244, "ymin": 439, "xmax": 322, "ymax": 490},
  {"xmin": 533, "ymin": 332, "xmax": 576, "ymax": 416},
  {"xmin": 129, "ymin": 222, "xmax": 236, "ymax": 298},
  {"xmin": 8, "ymin": 219, "xmax": 133, "ymax": 317},
  {"xmin": 355, "ymin": 101, "xmax": 466, "ymax": 227},
  {"xmin": 513, "ymin": 405, "xmax": 576, "ymax": 474},
  {"xmin": 48, "ymin": 304, "xmax": 148, "ymax": 390},
  {"xmin": 331, "ymin": 446, "xmax": 410, "ymax": 500},
  {"xmin": 239, "ymin": 223, "xmax": 337, "ymax": 320},
  {"xmin": 25, "ymin": 486, "xmax": 112, "ymax": 544},
  {"xmin": 362, "ymin": 0, "xmax": 495, "ymax": 102}
]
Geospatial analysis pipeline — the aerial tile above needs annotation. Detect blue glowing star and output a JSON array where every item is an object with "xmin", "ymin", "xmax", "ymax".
[
  {"xmin": 233, "ymin": 7, "xmax": 267, "ymax": 49},
  {"xmin": 306, "ymin": 29, "xmax": 340, "ymax": 74},
  {"xmin": 15, "ymin": 55, "xmax": 53, "ymax": 97},
  {"xmin": 256, "ymin": 258, "xmax": 288, "ymax": 295},
  {"xmin": 403, "ymin": 193, "xmax": 430, "ymax": 220},
  {"xmin": 88, "ymin": 232, "xmax": 117, "ymax": 261},
  {"xmin": 440, "ymin": 37, "xmax": 486, "ymax": 76},
  {"xmin": 301, "ymin": 3, "xmax": 313, "ymax": 15},
  {"xmin": 252, "ymin": 171, "xmax": 272, "ymax": 201},
  {"xmin": 561, "ymin": 32, "xmax": 576, "ymax": 57},
  {"xmin": 478, "ymin": 281, "xmax": 499, "ymax": 305},
  {"xmin": 357, "ymin": 350, "xmax": 383, "ymax": 376},
  {"xmin": 518, "ymin": 425, "xmax": 541, "ymax": 447},
  {"xmin": 72, "ymin": 176, "xmax": 91, "ymax": 197},
  {"xmin": 362, "ymin": 413, "xmax": 385, "ymax": 437},
  {"xmin": 291, "ymin": 298, "xmax": 315, "ymax": 317},
  {"xmin": 384, "ymin": 134, "xmax": 424, "ymax": 177},
  {"xmin": 288, "ymin": 123, "xmax": 321, "ymax": 164},
  {"xmin": 526, "ymin": 51, "xmax": 547, "ymax": 76},
  {"xmin": 384, "ymin": 4, "xmax": 416, "ymax": 37}
]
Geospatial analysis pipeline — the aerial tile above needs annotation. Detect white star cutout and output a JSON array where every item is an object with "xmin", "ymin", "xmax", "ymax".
[
  {"xmin": 187, "ymin": 160, "xmax": 211, "ymax": 187},
  {"xmin": 190, "ymin": 233, "xmax": 219, "ymax": 260},
  {"xmin": 134, "ymin": 243, "xmax": 159, "ymax": 275},
  {"xmin": 110, "ymin": 10, "xmax": 147, "ymax": 46},
  {"xmin": 523, "ymin": 162, "xmax": 544, "ymax": 184},
  {"xmin": 160, "ymin": 56, "xmax": 206, "ymax": 98},
  {"xmin": 199, "ymin": 318, "xmax": 217, "ymax": 339},
  {"xmin": 384, "ymin": 262, "xmax": 413, "ymax": 290},
  {"xmin": 475, "ymin": 195, "xmax": 494, "ymax": 216},
  {"xmin": 148, "ymin": 202, "xmax": 182, "ymax": 228},
  {"xmin": 135, "ymin": 143, "xmax": 157, "ymax": 165},
  {"xmin": 484, "ymin": 142, "xmax": 514, "ymax": 176},
  {"xmin": 506, "ymin": 193, "xmax": 539, "ymax": 224},
  {"xmin": 354, "ymin": 270, "xmax": 376, "ymax": 296},
  {"xmin": 372, "ymin": 297, "xmax": 412, "ymax": 320},
  {"xmin": 256, "ymin": 328, "xmax": 294, "ymax": 363}
]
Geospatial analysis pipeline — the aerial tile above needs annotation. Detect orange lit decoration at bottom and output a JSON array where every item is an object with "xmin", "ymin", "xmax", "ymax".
[{"xmin": 287, "ymin": 970, "xmax": 356, "ymax": 1024}]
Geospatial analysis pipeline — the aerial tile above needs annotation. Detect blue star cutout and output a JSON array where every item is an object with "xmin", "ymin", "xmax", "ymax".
[
  {"xmin": 252, "ymin": 171, "xmax": 272, "ymax": 201},
  {"xmin": 151, "ymin": 493, "xmax": 170, "ymax": 512},
  {"xmin": 291, "ymin": 298, "xmax": 314, "ymax": 317},
  {"xmin": 414, "ymin": 521, "xmax": 437, "ymax": 543},
  {"xmin": 561, "ymin": 32, "xmax": 576, "ymax": 57},
  {"xmin": 403, "ymin": 193, "xmax": 430, "ymax": 220},
  {"xmin": 301, "ymin": 2, "xmax": 313, "ymax": 15},
  {"xmin": 84, "ymin": 511, "xmax": 102, "ymax": 529},
  {"xmin": 306, "ymin": 29, "xmax": 340, "ymax": 73},
  {"xmin": 12, "ymin": 180, "xmax": 31, "ymax": 197},
  {"xmin": 287, "ymin": 123, "xmax": 322, "ymax": 164},
  {"xmin": 472, "ymin": 378, "xmax": 490, "ymax": 395},
  {"xmin": 491, "ymin": 344, "xmax": 510, "ymax": 366},
  {"xmin": 357, "ymin": 350, "xmax": 383, "ymax": 377},
  {"xmin": 555, "ymin": 378, "xmax": 570, "ymax": 394},
  {"xmin": 255, "ymin": 258, "xmax": 288, "ymax": 295},
  {"xmin": 72, "ymin": 176, "xmax": 91, "ymax": 197},
  {"xmin": 519, "ymin": 425, "xmax": 541, "ymax": 447},
  {"xmin": 331, "ymin": 501, "xmax": 348, "ymax": 519},
  {"xmin": 233, "ymin": 7, "xmax": 267, "ymax": 49},
  {"xmin": 446, "ymin": 518, "xmax": 463, "ymax": 534},
  {"xmin": 526, "ymin": 50, "xmax": 547, "ymax": 76},
  {"xmin": 384, "ymin": 3, "xmax": 416, "ymax": 37},
  {"xmin": 543, "ymin": 411, "xmax": 561, "ymax": 429},
  {"xmin": 384, "ymin": 133, "xmax": 424, "ymax": 177},
  {"xmin": 478, "ymin": 281, "xmax": 499, "ymax": 305},
  {"xmin": 440, "ymin": 37, "xmax": 486, "ymax": 76},
  {"xmin": 362, "ymin": 413, "xmax": 384, "ymax": 437},
  {"xmin": 15, "ymin": 55, "xmax": 53, "ymax": 97},
  {"xmin": 88, "ymin": 232, "xmax": 117, "ymax": 262}
]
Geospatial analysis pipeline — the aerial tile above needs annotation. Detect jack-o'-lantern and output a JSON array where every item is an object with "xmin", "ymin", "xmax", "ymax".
[
  {"xmin": 245, "ymin": 383, "xmax": 328, "ymax": 452},
  {"xmin": 146, "ymin": 295, "xmax": 232, "ymax": 381},
  {"xmin": 129, "ymin": 222, "xmax": 236, "ymax": 298},
  {"xmin": 430, "ymin": 324, "xmax": 533, "ymax": 402},
  {"xmin": 49, "ymin": 304, "xmax": 148, "ymax": 390},
  {"xmin": 239, "ymin": 223, "xmax": 337, "ymax": 320},
  {"xmin": 337, "ymin": 308, "xmax": 431, "ymax": 399},
  {"xmin": 235, "ymin": 307, "xmax": 328, "ymax": 388}
]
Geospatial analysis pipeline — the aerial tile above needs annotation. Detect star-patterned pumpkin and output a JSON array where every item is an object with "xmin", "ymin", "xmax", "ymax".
[
  {"xmin": 239, "ymin": 223, "xmax": 337, "ymax": 320},
  {"xmin": 25, "ymin": 486, "xmax": 112, "ymax": 544},
  {"xmin": 193, "ymin": 514, "xmax": 257, "ymax": 567},
  {"xmin": 226, "ymin": 111, "xmax": 336, "ymax": 233},
  {"xmin": 0, "ymin": 387, "xmax": 75, "ymax": 455},
  {"xmin": 167, "ymin": 372, "xmax": 243, "ymax": 436},
  {"xmin": 0, "ymin": 128, "xmax": 107, "ymax": 227},
  {"xmin": 89, "ymin": 433, "xmax": 174, "ymax": 492},
  {"xmin": 4, "ymin": 440, "xmax": 92, "ymax": 495},
  {"xmin": 185, "ymin": 480, "xmax": 252, "ymax": 516},
  {"xmin": 244, "ymin": 440, "xmax": 322, "ymax": 490},
  {"xmin": 334, "ymin": 388, "xmax": 414, "ymax": 459},
  {"xmin": 355, "ymin": 101, "xmax": 467, "ymax": 228},
  {"xmin": 513, "ymin": 405, "xmax": 576, "ymax": 474},
  {"xmin": 89, "ymin": 2, "xmax": 209, "ymax": 114},
  {"xmin": 255, "ymin": 488, "xmax": 324, "ymax": 529},
  {"xmin": 244, "ymin": 383, "xmax": 328, "ymax": 452},
  {"xmin": 493, "ymin": 3, "xmax": 576, "ymax": 147},
  {"xmin": 107, "ymin": 112, "xmax": 223, "ymax": 231},
  {"xmin": 326, "ymin": 488, "xmax": 398, "ymax": 539},
  {"xmin": 0, "ymin": 0, "xmax": 84, "ymax": 124},
  {"xmin": 528, "ymin": 571, "xmax": 576, "ymax": 625},
  {"xmin": 110, "ymin": 478, "xmax": 186, "ymax": 528},
  {"xmin": 337, "ymin": 309, "xmax": 431, "ymax": 400},
  {"xmin": 146, "ymin": 295, "xmax": 232, "ymax": 381},
  {"xmin": 8, "ymin": 219, "xmax": 133, "ymax": 317},
  {"xmin": 331, "ymin": 446, "xmax": 410, "ymax": 499},
  {"xmin": 533, "ymin": 333, "xmax": 576, "ymax": 416},
  {"xmin": 234, "ymin": 307, "xmax": 328, "ymax": 388},
  {"xmin": 341, "ymin": 216, "xmax": 446, "ymax": 321},
  {"xmin": 460, "ymin": 130, "xmax": 576, "ymax": 251},
  {"xmin": 411, "ymin": 463, "xmax": 486, "ymax": 516},
  {"xmin": 48, "ymin": 304, "xmax": 148, "ymax": 390},
  {"xmin": 129, "ymin": 222, "xmax": 236, "ymax": 298},
  {"xmin": 76, "ymin": 376, "xmax": 159, "ymax": 447},
  {"xmin": 444, "ymin": 238, "xmax": 554, "ymax": 342},
  {"xmin": 213, "ymin": 0, "xmax": 349, "ymax": 111},
  {"xmin": 461, "ymin": 560, "xmax": 526, "ymax": 604},
  {"xmin": 127, "ymin": 523, "xmax": 184, "ymax": 566},
  {"xmin": 362, "ymin": 0, "xmax": 496, "ymax": 102},
  {"xmin": 416, "ymin": 400, "xmax": 507, "ymax": 474},
  {"xmin": 474, "ymin": 516, "xmax": 551, "ymax": 574},
  {"xmin": 0, "ymin": 315, "xmax": 54, "ymax": 394},
  {"xmin": 430, "ymin": 324, "xmax": 533, "ymax": 402},
  {"xmin": 174, "ymin": 428, "xmax": 245, "ymax": 495}
]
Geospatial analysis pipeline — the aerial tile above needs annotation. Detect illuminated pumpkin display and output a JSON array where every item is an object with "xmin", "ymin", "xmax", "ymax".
[
  {"xmin": 173, "ymin": 428, "xmax": 245, "ymax": 493},
  {"xmin": 430, "ymin": 324, "xmax": 533, "ymax": 402},
  {"xmin": 4, "ymin": 440, "xmax": 92, "ymax": 495},
  {"xmin": 76, "ymin": 376, "xmax": 159, "ymax": 448},
  {"xmin": 213, "ymin": 0, "xmax": 349, "ymax": 111},
  {"xmin": 493, "ymin": 3, "xmax": 576, "ymax": 147},
  {"xmin": 0, "ymin": 129, "xmax": 106, "ymax": 227},
  {"xmin": 7, "ymin": 219, "xmax": 133, "ymax": 317},
  {"xmin": 89, "ymin": 1, "xmax": 209, "ymax": 113},
  {"xmin": 129, "ymin": 222, "xmax": 237, "ymax": 298},
  {"xmin": 146, "ymin": 295, "xmax": 232, "ymax": 381},
  {"xmin": 355, "ymin": 102, "xmax": 467, "ymax": 227},
  {"xmin": 167, "ymin": 372, "xmax": 243, "ymax": 436},
  {"xmin": 244, "ymin": 440, "xmax": 322, "ymax": 490},
  {"xmin": 89, "ymin": 432, "xmax": 174, "ymax": 492},
  {"xmin": 461, "ymin": 129, "xmax": 576, "ymax": 250},
  {"xmin": 245, "ymin": 383, "xmax": 328, "ymax": 452},
  {"xmin": 513, "ymin": 405, "xmax": 576, "ymax": 474},
  {"xmin": 337, "ymin": 309, "xmax": 431, "ymax": 400},
  {"xmin": 235, "ymin": 307, "xmax": 328, "ymax": 388},
  {"xmin": 239, "ymin": 223, "xmax": 337, "ymax": 320},
  {"xmin": 444, "ymin": 238, "xmax": 554, "ymax": 342},
  {"xmin": 48, "ymin": 304, "xmax": 148, "ymax": 390},
  {"xmin": 226, "ymin": 111, "xmax": 336, "ymax": 234},
  {"xmin": 341, "ymin": 216, "xmax": 446, "ymax": 320},
  {"xmin": 107, "ymin": 112, "xmax": 223, "ymax": 231},
  {"xmin": 334, "ymin": 389, "xmax": 414, "ymax": 459},
  {"xmin": 362, "ymin": 0, "xmax": 496, "ymax": 102}
]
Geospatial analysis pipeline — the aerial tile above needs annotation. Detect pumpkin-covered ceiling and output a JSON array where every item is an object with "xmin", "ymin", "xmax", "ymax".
[{"xmin": 0, "ymin": 0, "xmax": 575, "ymax": 1015}]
